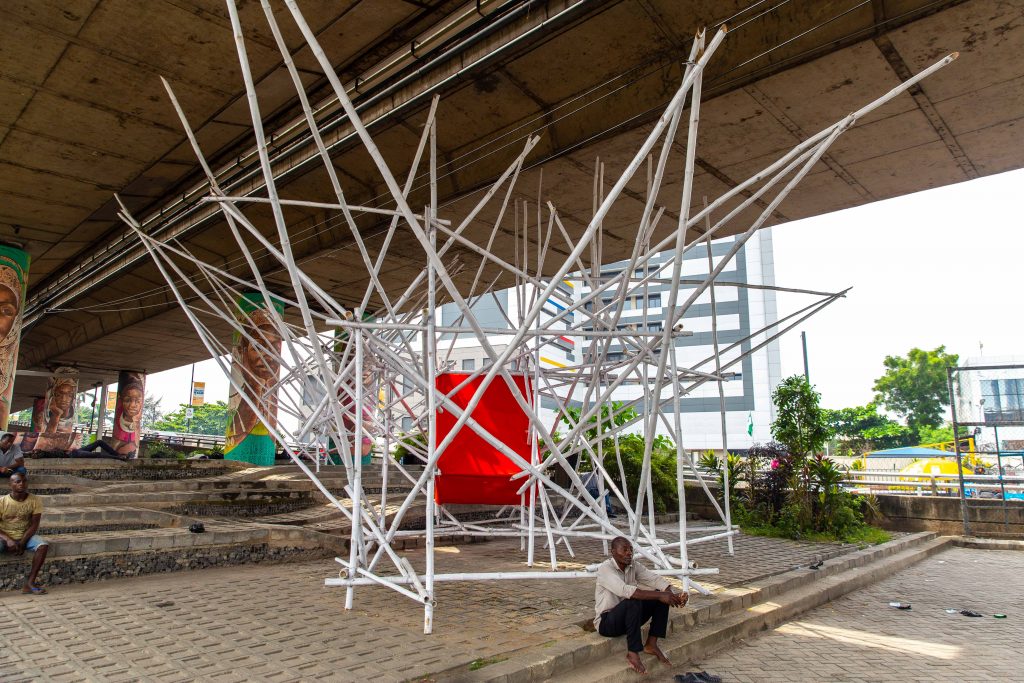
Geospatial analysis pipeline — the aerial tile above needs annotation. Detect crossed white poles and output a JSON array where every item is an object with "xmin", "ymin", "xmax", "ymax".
[{"xmin": 117, "ymin": 0, "xmax": 957, "ymax": 634}]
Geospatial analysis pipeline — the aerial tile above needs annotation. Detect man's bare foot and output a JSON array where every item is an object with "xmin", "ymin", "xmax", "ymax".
[
  {"xmin": 626, "ymin": 651, "xmax": 647, "ymax": 674},
  {"xmin": 643, "ymin": 642, "xmax": 671, "ymax": 665}
]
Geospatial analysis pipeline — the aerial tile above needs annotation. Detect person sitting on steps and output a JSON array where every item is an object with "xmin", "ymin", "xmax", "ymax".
[
  {"xmin": 594, "ymin": 536, "xmax": 688, "ymax": 674},
  {"xmin": 0, "ymin": 432, "xmax": 26, "ymax": 478},
  {"xmin": 0, "ymin": 472, "xmax": 49, "ymax": 594}
]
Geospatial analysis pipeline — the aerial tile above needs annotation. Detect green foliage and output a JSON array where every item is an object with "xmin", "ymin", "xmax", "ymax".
[
  {"xmin": 873, "ymin": 346, "xmax": 958, "ymax": 433},
  {"xmin": 392, "ymin": 431, "xmax": 427, "ymax": 463},
  {"xmin": 824, "ymin": 403, "xmax": 913, "ymax": 454},
  {"xmin": 771, "ymin": 375, "xmax": 832, "ymax": 459},
  {"xmin": 142, "ymin": 394, "xmax": 164, "ymax": 430},
  {"xmin": 142, "ymin": 440, "xmax": 184, "ymax": 459},
  {"xmin": 603, "ymin": 434, "xmax": 679, "ymax": 513},
  {"xmin": 150, "ymin": 400, "xmax": 229, "ymax": 436},
  {"xmin": 915, "ymin": 423, "xmax": 956, "ymax": 445},
  {"xmin": 563, "ymin": 402, "xmax": 637, "ymax": 464},
  {"xmin": 469, "ymin": 656, "xmax": 507, "ymax": 671},
  {"xmin": 733, "ymin": 441, "xmax": 886, "ymax": 543},
  {"xmin": 9, "ymin": 407, "xmax": 33, "ymax": 425},
  {"xmin": 697, "ymin": 450, "xmax": 743, "ymax": 504}
]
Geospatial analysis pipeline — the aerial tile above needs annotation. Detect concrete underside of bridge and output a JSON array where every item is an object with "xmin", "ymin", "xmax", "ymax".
[{"xmin": 2, "ymin": 0, "xmax": 1022, "ymax": 407}]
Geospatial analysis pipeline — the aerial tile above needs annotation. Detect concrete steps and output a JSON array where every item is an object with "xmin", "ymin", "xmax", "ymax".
[
  {"xmin": 437, "ymin": 531, "xmax": 952, "ymax": 683},
  {"xmin": 0, "ymin": 459, "xmax": 482, "ymax": 591},
  {"xmin": 0, "ymin": 514, "xmax": 342, "ymax": 591}
]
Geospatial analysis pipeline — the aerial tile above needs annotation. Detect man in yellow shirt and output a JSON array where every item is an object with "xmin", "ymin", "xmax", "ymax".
[{"xmin": 0, "ymin": 472, "xmax": 49, "ymax": 594}]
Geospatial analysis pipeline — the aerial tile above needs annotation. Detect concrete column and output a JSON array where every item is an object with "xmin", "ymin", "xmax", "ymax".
[
  {"xmin": 111, "ymin": 371, "xmax": 145, "ymax": 459},
  {"xmin": 225, "ymin": 293, "xmax": 284, "ymax": 466},
  {"xmin": 97, "ymin": 383, "xmax": 109, "ymax": 439},
  {"xmin": 43, "ymin": 367, "xmax": 78, "ymax": 434},
  {"xmin": 0, "ymin": 245, "xmax": 29, "ymax": 431},
  {"xmin": 30, "ymin": 397, "xmax": 45, "ymax": 431}
]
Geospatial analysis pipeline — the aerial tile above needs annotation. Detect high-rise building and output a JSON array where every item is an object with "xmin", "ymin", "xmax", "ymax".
[{"xmin": 576, "ymin": 230, "xmax": 781, "ymax": 452}]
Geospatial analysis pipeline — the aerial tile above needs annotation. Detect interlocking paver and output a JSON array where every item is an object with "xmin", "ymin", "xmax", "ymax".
[
  {"xmin": 0, "ymin": 525, "xmax": 862, "ymax": 682},
  {"xmin": 655, "ymin": 546, "xmax": 1022, "ymax": 682}
]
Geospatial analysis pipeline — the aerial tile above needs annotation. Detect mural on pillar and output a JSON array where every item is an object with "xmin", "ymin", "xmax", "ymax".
[
  {"xmin": 30, "ymin": 397, "xmax": 45, "ymax": 432},
  {"xmin": 14, "ymin": 367, "xmax": 83, "ymax": 454},
  {"xmin": 225, "ymin": 294, "xmax": 284, "ymax": 466},
  {"xmin": 0, "ymin": 246, "xmax": 29, "ymax": 430},
  {"xmin": 110, "ymin": 370, "xmax": 145, "ymax": 459},
  {"xmin": 330, "ymin": 323, "xmax": 378, "ymax": 467},
  {"xmin": 43, "ymin": 367, "xmax": 78, "ymax": 433}
]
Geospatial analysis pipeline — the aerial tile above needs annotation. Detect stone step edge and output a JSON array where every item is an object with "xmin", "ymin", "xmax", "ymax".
[
  {"xmin": 954, "ymin": 536, "xmax": 1024, "ymax": 551},
  {"xmin": 439, "ymin": 531, "xmax": 943, "ymax": 683},
  {"xmin": 0, "ymin": 523, "xmax": 344, "ymax": 561},
  {"xmin": 552, "ymin": 536, "xmax": 954, "ymax": 683}
]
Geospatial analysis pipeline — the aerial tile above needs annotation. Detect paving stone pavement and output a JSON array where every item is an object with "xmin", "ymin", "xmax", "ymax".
[
  {"xmin": 655, "ymin": 547, "xmax": 1022, "ymax": 682},
  {"xmin": 0, "ymin": 526, "xmax": 855, "ymax": 682}
]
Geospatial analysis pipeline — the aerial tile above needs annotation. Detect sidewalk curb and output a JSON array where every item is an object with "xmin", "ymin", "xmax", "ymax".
[
  {"xmin": 437, "ymin": 532, "xmax": 945, "ymax": 683},
  {"xmin": 955, "ymin": 536, "xmax": 1024, "ymax": 551}
]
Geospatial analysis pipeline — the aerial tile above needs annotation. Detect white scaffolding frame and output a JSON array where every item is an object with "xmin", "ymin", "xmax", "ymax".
[{"xmin": 117, "ymin": 1, "xmax": 957, "ymax": 634}]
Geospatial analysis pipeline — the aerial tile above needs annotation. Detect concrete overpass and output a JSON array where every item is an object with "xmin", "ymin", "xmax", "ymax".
[{"xmin": 2, "ymin": 0, "xmax": 1022, "ymax": 408}]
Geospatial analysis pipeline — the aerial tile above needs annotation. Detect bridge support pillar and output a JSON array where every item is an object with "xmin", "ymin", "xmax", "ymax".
[
  {"xmin": 0, "ymin": 245, "xmax": 29, "ymax": 430},
  {"xmin": 225, "ymin": 293, "xmax": 283, "ymax": 466},
  {"xmin": 29, "ymin": 397, "xmax": 45, "ymax": 431},
  {"xmin": 111, "ymin": 371, "xmax": 145, "ymax": 458}
]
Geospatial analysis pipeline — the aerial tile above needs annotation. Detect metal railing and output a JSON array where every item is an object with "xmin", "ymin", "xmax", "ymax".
[
  {"xmin": 684, "ymin": 465, "xmax": 1024, "ymax": 501},
  {"xmin": 842, "ymin": 469, "xmax": 1024, "ymax": 499}
]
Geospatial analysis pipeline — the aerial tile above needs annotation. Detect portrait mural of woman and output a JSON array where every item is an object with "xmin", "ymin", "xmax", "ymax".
[
  {"xmin": 0, "ymin": 246, "xmax": 29, "ymax": 431},
  {"xmin": 330, "ymin": 324, "xmax": 378, "ymax": 467},
  {"xmin": 225, "ymin": 294, "xmax": 284, "ymax": 466},
  {"xmin": 44, "ymin": 368, "xmax": 78, "ymax": 434},
  {"xmin": 111, "ymin": 370, "xmax": 145, "ymax": 458}
]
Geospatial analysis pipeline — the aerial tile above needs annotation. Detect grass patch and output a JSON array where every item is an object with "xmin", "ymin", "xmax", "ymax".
[
  {"xmin": 740, "ymin": 523, "xmax": 891, "ymax": 546},
  {"xmin": 469, "ymin": 656, "xmax": 508, "ymax": 671}
]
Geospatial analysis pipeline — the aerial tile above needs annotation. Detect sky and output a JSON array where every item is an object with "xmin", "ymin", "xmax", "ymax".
[
  {"xmin": 770, "ymin": 167, "xmax": 1024, "ymax": 410},
  {"xmin": 136, "ymin": 167, "xmax": 1024, "ymax": 419}
]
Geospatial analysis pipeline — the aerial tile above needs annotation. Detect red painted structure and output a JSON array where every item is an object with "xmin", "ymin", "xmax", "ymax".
[{"xmin": 433, "ymin": 372, "xmax": 532, "ymax": 505}]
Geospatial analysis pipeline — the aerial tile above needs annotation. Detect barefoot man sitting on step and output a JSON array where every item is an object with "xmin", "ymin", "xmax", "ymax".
[
  {"xmin": 0, "ymin": 472, "xmax": 49, "ymax": 594},
  {"xmin": 595, "ymin": 536, "xmax": 687, "ymax": 674}
]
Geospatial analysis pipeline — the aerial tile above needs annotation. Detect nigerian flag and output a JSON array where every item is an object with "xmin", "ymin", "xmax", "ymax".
[{"xmin": 747, "ymin": 412, "xmax": 754, "ymax": 437}]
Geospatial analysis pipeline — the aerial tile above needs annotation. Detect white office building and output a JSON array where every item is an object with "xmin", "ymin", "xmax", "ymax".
[{"xmin": 576, "ymin": 230, "xmax": 781, "ymax": 452}]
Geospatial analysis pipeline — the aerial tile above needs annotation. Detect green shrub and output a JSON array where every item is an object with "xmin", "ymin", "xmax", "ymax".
[{"xmin": 393, "ymin": 431, "xmax": 427, "ymax": 463}]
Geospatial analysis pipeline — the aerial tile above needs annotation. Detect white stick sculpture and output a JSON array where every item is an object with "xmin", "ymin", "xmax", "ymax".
[{"xmin": 117, "ymin": 0, "xmax": 957, "ymax": 634}]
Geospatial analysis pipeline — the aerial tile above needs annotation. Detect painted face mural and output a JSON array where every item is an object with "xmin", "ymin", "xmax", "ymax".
[
  {"xmin": 324, "ymin": 322, "xmax": 379, "ymax": 467},
  {"xmin": 225, "ymin": 295, "xmax": 284, "ymax": 466},
  {"xmin": 0, "ymin": 247, "xmax": 29, "ymax": 431},
  {"xmin": 112, "ymin": 370, "xmax": 146, "ymax": 458},
  {"xmin": 44, "ymin": 370, "xmax": 79, "ymax": 434}
]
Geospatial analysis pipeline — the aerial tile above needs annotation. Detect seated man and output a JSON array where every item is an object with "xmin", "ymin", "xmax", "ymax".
[
  {"xmin": 0, "ymin": 432, "xmax": 26, "ymax": 478},
  {"xmin": 0, "ymin": 472, "xmax": 49, "ymax": 594},
  {"xmin": 595, "ymin": 536, "xmax": 687, "ymax": 674}
]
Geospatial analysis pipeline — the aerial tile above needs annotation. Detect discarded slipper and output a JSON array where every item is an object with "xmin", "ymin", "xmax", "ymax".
[
  {"xmin": 675, "ymin": 672, "xmax": 722, "ymax": 683},
  {"xmin": 960, "ymin": 609, "xmax": 983, "ymax": 617},
  {"xmin": 22, "ymin": 585, "xmax": 47, "ymax": 595}
]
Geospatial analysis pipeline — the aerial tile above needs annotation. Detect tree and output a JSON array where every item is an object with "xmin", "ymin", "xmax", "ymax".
[
  {"xmin": 823, "ymin": 403, "xmax": 913, "ymax": 454},
  {"xmin": 873, "ymin": 346, "xmax": 958, "ymax": 434},
  {"xmin": 915, "ymin": 423, "xmax": 956, "ymax": 445},
  {"xmin": 150, "ymin": 401, "xmax": 229, "ymax": 435},
  {"xmin": 141, "ymin": 394, "xmax": 164, "ymax": 429},
  {"xmin": 771, "ymin": 375, "xmax": 831, "ymax": 459}
]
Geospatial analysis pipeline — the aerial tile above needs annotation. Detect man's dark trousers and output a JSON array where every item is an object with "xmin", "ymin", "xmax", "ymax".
[{"xmin": 598, "ymin": 598, "xmax": 669, "ymax": 652}]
